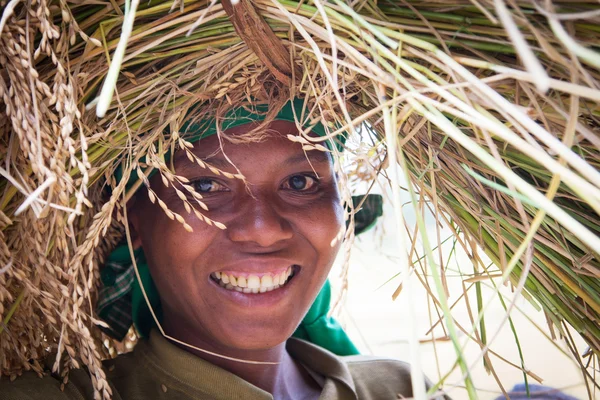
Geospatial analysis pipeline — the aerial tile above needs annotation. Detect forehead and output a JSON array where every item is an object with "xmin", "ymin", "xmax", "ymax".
[{"xmin": 172, "ymin": 120, "xmax": 332, "ymax": 172}]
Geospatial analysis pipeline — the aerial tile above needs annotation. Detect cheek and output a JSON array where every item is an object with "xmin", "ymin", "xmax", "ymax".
[
  {"xmin": 136, "ymin": 204, "xmax": 214, "ymax": 290},
  {"xmin": 323, "ymin": 197, "xmax": 344, "ymax": 236},
  {"xmin": 299, "ymin": 199, "xmax": 344, "ymax": 261}
]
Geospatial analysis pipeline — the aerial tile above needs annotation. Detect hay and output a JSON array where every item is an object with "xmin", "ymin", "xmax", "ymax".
[{"xmin": 0, "ymin": 0, "xmax": 599, "ymax": 398}]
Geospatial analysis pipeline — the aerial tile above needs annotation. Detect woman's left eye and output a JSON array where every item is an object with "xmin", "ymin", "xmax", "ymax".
[{"xmin": 282, "ymin": 175, "xmax": 319, "ymax": 192}]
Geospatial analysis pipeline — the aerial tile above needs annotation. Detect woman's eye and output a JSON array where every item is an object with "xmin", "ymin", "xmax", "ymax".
[
  {"xmin": 283, "ymin": 175, "xmax": 319, "ymax": 192},
  {"xmin": 192, "ymin": 178, "xmax": 228, "ymax": 193}
]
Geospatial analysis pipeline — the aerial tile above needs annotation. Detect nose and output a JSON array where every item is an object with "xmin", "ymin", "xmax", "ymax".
[{"xmin": 227, "ymin": 195, "xmax": 293, "ymax": 248}]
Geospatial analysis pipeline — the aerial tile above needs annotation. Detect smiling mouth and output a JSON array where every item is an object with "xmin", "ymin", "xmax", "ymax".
[{"xmin": 210, "ymin": 265, "xmax": 299, "ymax": 293}]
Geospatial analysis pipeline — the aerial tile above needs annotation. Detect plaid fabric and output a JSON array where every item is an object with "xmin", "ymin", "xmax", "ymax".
[{"xmin": 97, "ymin": 258, "xmax": 136, "ymax": 340}]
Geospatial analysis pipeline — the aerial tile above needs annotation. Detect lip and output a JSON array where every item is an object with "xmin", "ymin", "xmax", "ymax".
[
  {"xmin": 212, "ymin": 258, "xmax": 301, "ymax": 275},
  {"xmin": 208, "ymin": 265, "xmax": 301, "ymax": 308}
]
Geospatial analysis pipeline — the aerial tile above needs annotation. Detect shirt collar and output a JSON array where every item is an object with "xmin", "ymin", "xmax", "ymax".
[
  {"xmin": 287, "ymin": 337, "xmax": 357, "ymax": 399},
  {"xmin": 135, "ymin": 331, "xmax": 357, "ymax": 400}
]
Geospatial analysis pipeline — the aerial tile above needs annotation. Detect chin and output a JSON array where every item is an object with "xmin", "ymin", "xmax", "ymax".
[
  {"xmin": 193, "ymin": 265, "xmax": 320, "ymax": 350},
  {"xmin": 208, "ymin": 317, "xmax": 301, "ymax": 352}
]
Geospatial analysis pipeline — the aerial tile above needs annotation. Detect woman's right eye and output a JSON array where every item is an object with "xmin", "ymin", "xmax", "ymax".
[{"xmin": 191, "ymin": 178, "xmax": 229, "ymax": 193}]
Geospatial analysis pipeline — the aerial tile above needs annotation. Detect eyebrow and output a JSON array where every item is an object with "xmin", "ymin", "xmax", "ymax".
[
  {"xmin": 173, "ymin": 152, "xmax": 232, "ymax": 176},
  {"xmin": 176, "ymin": 150, "xmax": 331, "ymax": 172},
  {"xmin": 284, "ymin": 151, "xmax": 331, "ymax": 166},
  {"xmin": 175, "ymin": 150, "xmax": 331, "ymax": 169},
  {"xmin": 174, "ymin": 149, "xmax": 231, "ymax": 167}
]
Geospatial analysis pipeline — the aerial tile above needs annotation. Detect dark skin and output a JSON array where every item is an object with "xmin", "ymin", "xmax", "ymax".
[{"xmin": 128, "ymin": 120, "xmax": 344, "ymax": 399}]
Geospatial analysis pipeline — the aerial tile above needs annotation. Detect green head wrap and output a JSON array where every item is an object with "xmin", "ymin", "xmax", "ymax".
[{"xmin": 98, "ymin": 99, "xmax": 380, "ymax": 356}]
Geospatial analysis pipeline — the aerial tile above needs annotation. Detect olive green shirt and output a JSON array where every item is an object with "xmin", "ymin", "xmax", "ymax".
[{"xmin": 1, "ymin": 331, "xmax": 446, "ymax": 399}]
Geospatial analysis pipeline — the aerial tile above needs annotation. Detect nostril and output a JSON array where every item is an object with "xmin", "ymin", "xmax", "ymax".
[{"xmin": 226, "ymin": 202, "xmax": 293, "ymax": 246}]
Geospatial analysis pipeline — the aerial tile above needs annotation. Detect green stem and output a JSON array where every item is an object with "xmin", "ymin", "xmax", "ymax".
[{"xmin": 0, "ymin": 289, "xmax": 26, "ymax": 335}]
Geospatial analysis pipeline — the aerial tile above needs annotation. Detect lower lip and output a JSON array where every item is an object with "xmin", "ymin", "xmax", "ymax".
[{"xmin": 208, "ymin": 269, "xmax": 299, "ymax": 308}]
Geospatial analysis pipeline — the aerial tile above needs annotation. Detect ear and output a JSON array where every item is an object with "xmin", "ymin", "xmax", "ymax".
[{"xmin": 125, "ymin": 196, "xmax": 143, "ymax": 249}]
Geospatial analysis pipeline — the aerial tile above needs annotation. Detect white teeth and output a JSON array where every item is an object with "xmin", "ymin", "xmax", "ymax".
[
  {"xmin": 261, "ymin": 275, "xmax": 273, "ymax": 287},
  {"xmin": 213, "ymin": 267, "xmax": 296, "ymax": 293},
  {"xmin": 247, "ymin": 275, "xmax": 260, "ymax": 289}
]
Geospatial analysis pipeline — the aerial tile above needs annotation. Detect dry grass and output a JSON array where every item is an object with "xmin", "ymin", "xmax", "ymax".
[{"xmin": 0, "ymin": 0, "xmax": 599, "ymax": 398}]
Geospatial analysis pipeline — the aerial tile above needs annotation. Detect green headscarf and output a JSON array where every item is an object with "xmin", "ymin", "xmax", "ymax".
[{"xmin": 97, "ymin": 99, "xmax": 380, "ymax": 356}]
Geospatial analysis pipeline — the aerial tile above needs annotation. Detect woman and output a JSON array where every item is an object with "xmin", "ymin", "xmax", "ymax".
[{"xmin": 1, "ymin": 101, "xmax": 445, "ymax": 400}]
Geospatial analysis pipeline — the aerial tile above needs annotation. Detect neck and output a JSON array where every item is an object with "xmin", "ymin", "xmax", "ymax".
[
  {"xmin": 209, "ymin": 345, "xmax": 297, "ymax": 396},
  {"xmin": 162, "ymin": 320, "xmax": 319, "ymax": 399}
]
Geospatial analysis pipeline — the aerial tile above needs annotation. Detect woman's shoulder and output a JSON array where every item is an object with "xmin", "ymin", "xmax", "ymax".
[
  {"xmin": 342, "ymin": 353, "xmax": 412, "ymax": 374},
  {"xmin": 340, "ymin": 354, "xmax": 450, "ymax": 400},
  {"xmin": 0, "ymin": 351, "xmax": 139, "ymax": 400},
  {"xmin": 341, "ymin": 354, "xmax": 412, "ymax": 397},
  {"xmin": 0, "ymin": 366, "xmax": 92, "ymax": 400},
  {"xmin": 343, "ymin": 353, "xmax": 411, "ymax": 369}
]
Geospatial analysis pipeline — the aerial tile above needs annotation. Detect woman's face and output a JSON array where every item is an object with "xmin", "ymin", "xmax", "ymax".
[{"xmin": 130, "ymin": 120, "xmax": 343, "ymax": 354}]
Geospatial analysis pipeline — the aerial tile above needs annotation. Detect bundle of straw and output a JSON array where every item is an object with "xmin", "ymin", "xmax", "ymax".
[{"xmin": 1, "ymin": 0, "xmax": 599, "ymax": 398}]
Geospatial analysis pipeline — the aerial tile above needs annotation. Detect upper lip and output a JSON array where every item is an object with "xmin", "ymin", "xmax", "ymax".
[{"xmin": 213, "ymin": 258, "xmax": 301, "ymax": 274}]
